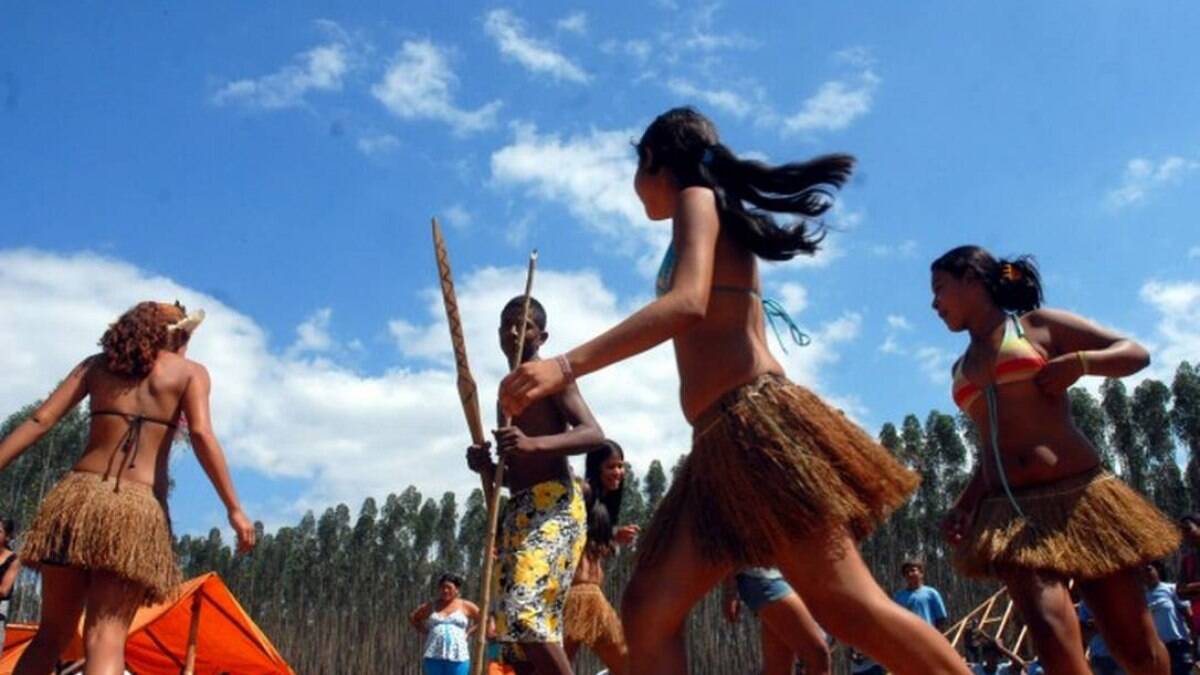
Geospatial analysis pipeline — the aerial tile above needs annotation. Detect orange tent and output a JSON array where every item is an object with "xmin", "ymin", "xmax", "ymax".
[{"xmin": 1, "ymin": 572, "xmax": 292, "ymax": 675}]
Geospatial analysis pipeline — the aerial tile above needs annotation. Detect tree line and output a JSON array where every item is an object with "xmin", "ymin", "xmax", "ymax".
[{"xmin": 2, "ymin": 362, "xmax": 1198, "ymax": 674}]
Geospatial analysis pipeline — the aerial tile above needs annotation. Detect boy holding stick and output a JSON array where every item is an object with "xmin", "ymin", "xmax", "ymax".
[{"xmin": 468, "ymin": 296, "xmax": 604, "ymax": 675}]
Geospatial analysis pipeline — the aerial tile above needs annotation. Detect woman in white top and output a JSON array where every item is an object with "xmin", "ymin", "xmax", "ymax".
[{"xmin": 410, "ymin": 573, "xmax": 481, "ymax": 675}]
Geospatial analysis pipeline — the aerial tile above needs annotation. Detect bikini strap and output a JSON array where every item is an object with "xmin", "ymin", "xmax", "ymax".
[
  {"xmin": 984, "ymin": 385, "xmax": 1025, "ymax": 518},
  {"xmin": 90, "ymin": 410, "xmax": 177, "ymax": 428},
  {"xmin": 709, "ymin": 288, "xmax": 812, "ymax": 353},
  {"xmin": 90, "ymin": 410, "xmax": 176, "ymax": 492},
  {"xmin": 1008, "ymin": 313, "xmax": 1026, "ymax": 338}
]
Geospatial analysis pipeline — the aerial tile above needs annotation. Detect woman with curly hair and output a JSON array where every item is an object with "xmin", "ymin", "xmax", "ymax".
[{"xmin": 0, "ymin": 300, "xmax": 256, "ymax": 675}]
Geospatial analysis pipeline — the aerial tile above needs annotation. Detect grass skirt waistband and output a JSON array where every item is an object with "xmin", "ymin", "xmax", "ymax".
[
  {"xmin": 638, "ymin": 374, "xmax": 920, "ymax": 568},
  {"xmin": 954, "ymin": 467, "xmax": 1180, "ymax": 580},
  {"xmin": 19, "ymin": 471, "xmax": 181, "ymax": 605},
  {"xmin": 563, "ymin": 583, "xmax": 625, "ymax": 650}
]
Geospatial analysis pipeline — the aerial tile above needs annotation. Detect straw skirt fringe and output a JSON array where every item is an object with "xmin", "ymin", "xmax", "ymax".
[
  {"xmin": 563, "ymin": 583, "xmax": 625, "ymax": 651},
  {"xmin": 954, "ymin": 467, "xmax": 1180, "ymax": 580},
  {"xmin": 19, "ymin": 471, "xmax": 181, "ymax": 605},
  {"xmin": 639, "ymin": 374, "xmax": 920, "ymax": 568}
]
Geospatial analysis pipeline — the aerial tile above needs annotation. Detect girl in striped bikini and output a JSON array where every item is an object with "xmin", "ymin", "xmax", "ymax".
[{"xmin": 934, "ymin": 245, "xmax": 1177, "ymax": 675}]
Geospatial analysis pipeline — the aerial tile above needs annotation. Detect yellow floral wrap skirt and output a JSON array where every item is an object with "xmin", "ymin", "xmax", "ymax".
[{"xmin": 493, "ymin": 478, "xmax": 586, "ymax": 644}]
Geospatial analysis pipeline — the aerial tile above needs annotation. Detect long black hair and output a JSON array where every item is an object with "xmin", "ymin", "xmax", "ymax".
[
  {"xmin": 585, "ymin": 440, "xmax": 625, "ymax": 524},
  {"xmin": 931, "ymin": 245, "xmax": 1043, "ymax": 313},
  {"xmin": 636, "ymin": 107, "xmax": 855, "ymax": 261}
]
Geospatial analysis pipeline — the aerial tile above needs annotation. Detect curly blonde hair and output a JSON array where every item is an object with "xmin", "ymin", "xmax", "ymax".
[{"xmin": 99, "ymin": 302, "xmax": 187, "ymax": 378}]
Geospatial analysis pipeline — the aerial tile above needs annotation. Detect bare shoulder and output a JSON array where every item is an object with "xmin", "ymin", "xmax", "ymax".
[
  {"xmin": 462, "ymin": 600, "xmax": 480, "ymax": 615},
  {"xmin": 1022, "ymin": 307, "xmax": 1081, "ymax": 328},
  {"xmin": 1024, "ymin": 307, "xmax": 1113, "ymax": 336},
  {"xmin": 675, "ymin": 186, "xmax": 718, "ymax": 224},
  {"xmin": 183, "ymin": 358, "xmax": 211, "ymax": 380}
]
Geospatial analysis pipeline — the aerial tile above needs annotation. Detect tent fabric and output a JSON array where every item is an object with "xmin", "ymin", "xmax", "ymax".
[{"xmin": 1, "ymin": 573, "xmax": 292, "ymax": 675}]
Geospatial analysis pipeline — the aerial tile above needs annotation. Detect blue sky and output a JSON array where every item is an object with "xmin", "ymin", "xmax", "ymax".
[{"xmin": 2, "ymin": 2, "xmax": 1198, "ymax": 536}]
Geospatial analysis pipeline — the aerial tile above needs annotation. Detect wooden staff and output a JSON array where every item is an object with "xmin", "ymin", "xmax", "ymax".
[
  {"xmin": 432, "ymin": 218, "xmax": 490, "ymax": 500},
  {"xmin": 432, "ymin": 218, "xmax": 539, "ymax": 675}
]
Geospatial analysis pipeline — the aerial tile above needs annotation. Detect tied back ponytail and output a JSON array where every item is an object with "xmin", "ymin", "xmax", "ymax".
[
  {"xmin": 931, "ymin": 245, "xmax": 1044, "ymax": 313},
  {"xmin": 637, "ymin": 107, "xmax": 855, "ymax": 261}
]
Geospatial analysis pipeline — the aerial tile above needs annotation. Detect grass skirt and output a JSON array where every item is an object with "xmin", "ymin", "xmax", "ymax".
[
  {"xmin": 19, "ymin": 471, "xmax": 181, "ymax": 605},
  {"xmin": 639, "ymin": 374, "xmax": 920, "ymax": 568},
  {"xmin": 954, "ymin": 467, "xmax": 1180, "ymax": 580},
  {"xmin": 563, "ymin": 582, "xmax": 625, "ymax": 651}
]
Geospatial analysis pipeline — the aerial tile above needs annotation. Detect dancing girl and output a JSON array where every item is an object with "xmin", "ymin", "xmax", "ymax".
[
  {"xmin": 934, "ymin": 245, "xmax": 1178, "ymax": 675},
  {"xmin": 498, "ymin": 106, "xmax": 970, "ymax": 674},
  {"xmin": 0, "ymin": 301, "xmax": 256, "ymax": 675}
]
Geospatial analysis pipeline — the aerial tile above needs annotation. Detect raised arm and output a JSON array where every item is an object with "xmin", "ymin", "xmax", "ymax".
[
  {"xmin": 0, "ymin": 356, "xmax": 94, "ymax": 473},
  {"xmin": 500, "ymin": 187, "xmax": 719, "ymax": 416},
  {"xmin": 1030, "ymin": 308, "xmax": 1151, "ymax": 395},
  {"xmin": 181, "ymin": 361, "xmax": 255, "ymax": 553}
]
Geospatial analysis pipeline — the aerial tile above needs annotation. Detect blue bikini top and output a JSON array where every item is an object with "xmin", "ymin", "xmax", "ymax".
[{"xmin": 656, "ymin": 243, "xmax": 810, "ymax": 352}]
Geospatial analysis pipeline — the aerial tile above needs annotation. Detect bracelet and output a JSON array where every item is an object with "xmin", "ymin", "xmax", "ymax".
[
  {"xmin": 1076, "ymin": 351, "xmax": 1088, "ymax": 375},
  {"xmin": 554, "ymin": 354, "xmax": 576, "ymax": 385}
]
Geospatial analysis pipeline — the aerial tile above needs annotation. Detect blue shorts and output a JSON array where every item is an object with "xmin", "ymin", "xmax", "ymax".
[
  {"xmin": 735, "ymin": 567, "xmax": 793, "ymax": 612},
  {"xmin": 423, "ymin": 658, "xmax": 470, "ymax": 675}
]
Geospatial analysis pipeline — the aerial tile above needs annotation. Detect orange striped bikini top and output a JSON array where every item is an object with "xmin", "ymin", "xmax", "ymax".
[{"xmin": 951, "ymin": 314, "xmax": 1047, "ymax": 410}]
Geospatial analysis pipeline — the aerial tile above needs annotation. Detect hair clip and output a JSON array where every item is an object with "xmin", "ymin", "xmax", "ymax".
[{"xmin": 1000, "ymin": 263, "xmax": 1021, "ymax": 282}]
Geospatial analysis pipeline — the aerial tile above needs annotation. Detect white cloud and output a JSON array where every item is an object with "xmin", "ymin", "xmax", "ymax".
[
  {"xmin": 770, "ymin": 311, "xmax": 867, "ymax": 418},
  {"xmin": 678, "ymin": 3, "xmax": 756, "ymax": 53},
  {"xmin": 1106, "ymin": 156, "xmax": 1199, "ymax": 209},
  {"xmin": 556, "ymin": 11, "xmax": 588, "ymax": 35},
  {"xmin": 490, "ymin": 122, "xmax": 665, "ymax": 267},
  {"xmin": 484, "ymin": 9, "xmax": 590, "ymax": 84},
  {"xmin": 0, "ymin": 249, "xmax": 870, "ymax": 534},
  {"xmin": 356, "ymin": 133, "xmax": 400, "ymax": 157},
  {"xmin": 666, "ymin": 78, "xmax": 756, "ymax": 119},
  {"xmin": 835, "ymin": 46, "xmax": 875, "ymax": 69},
  {"xmin": 372, "ymin": 40, "xmax": 502, "ymax": 136},
  {"xmin": 1139, "ymin": 280, "xmax": 1200, "ymax": 379},
  {"xmin": 599, "ymin": 39, "xmax": 652, "ymax": 62},
  {"xmin": 877, "ymin": 315, "xmax": 953, "ymax": 384},
  {"xmin": 289, "ymin": 307, "xmax": 335, "ymax": 356},
  {"xmin": 783, "ymin": 70, "xmax": 881, "ymax": 135},
  {"xmin": 773, "ymin": 282, "xmax": 809, "ymax": 315},
  {"xmin": 212, "ymin": 33, "xmax": 350, "ymax": 110},
  {"xmin": 869, "ymin": 240, "xmax": 918, "ymax": 258},
  {"xmin": 442, "ymin": 204, "xmax": 474, "ymax": 231}
]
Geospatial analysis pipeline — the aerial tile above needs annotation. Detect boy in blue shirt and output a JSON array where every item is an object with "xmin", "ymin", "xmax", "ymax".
[{"xmin": 892, "ymin": 559, "xmax": 948, "ymax": 631}]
